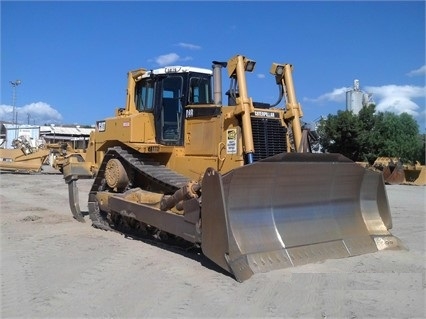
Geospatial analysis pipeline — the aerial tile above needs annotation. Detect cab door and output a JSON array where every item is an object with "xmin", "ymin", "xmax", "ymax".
[{"xmin": 158, "ymin": 76, "xmax": 184, "ymax": 146}]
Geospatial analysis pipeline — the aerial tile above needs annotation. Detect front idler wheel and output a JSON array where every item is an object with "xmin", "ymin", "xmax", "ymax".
[{"xmin": 105, "ymin": 158, "xmax": 129, "ymax": 192}]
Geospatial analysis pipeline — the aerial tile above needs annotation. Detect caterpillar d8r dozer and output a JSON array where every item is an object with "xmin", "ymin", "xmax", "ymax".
[{"xmin": 62, "ymin": 54, "xmax": 401, "ymax": 282}]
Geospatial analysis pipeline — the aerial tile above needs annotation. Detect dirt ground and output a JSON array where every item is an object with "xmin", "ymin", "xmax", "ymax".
[{"xmin": 0, "ymin": 168, "xmax": 425, "ymax": 319}]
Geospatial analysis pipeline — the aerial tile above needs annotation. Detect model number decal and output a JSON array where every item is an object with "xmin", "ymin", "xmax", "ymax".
[
  {"xmin": 186, "ymin": 109, "xmax": 194, "ymax": 118},
  {"xmin": 97, "ymin": 121, "xmax": 106, "ymax": 132}
]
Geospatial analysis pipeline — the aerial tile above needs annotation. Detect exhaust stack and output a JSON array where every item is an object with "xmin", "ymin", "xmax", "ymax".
[{"xmin": 212, "ymin": 61, "xmax": 227, "ymax": 106}]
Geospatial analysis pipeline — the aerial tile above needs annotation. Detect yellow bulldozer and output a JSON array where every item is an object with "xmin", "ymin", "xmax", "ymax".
[
  {"xmin": 0, "ymin": 136, "xmax": 50, "ymax": 173},
  {"xmin": 62, "ymin": 54, "xmax": 400, "ymax": 282}
]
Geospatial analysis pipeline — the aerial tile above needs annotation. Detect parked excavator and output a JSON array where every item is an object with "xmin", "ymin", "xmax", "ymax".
[{"xmin": 62, "ymin": 54, "xmax": 400, "ymax": 282}]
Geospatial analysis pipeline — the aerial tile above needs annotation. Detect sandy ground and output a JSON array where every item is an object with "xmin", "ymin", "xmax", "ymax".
[{"xmin": 0, "ymin": 168, "xmax": 425, "ymax": 319}]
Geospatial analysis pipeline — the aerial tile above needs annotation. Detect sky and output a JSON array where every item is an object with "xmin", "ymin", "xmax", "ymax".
[{"xmin": 1, "ymin": 1, "xmax": 425, "ymax": 133}]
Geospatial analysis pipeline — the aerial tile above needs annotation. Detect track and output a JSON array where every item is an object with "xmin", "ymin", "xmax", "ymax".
[
  {"xmin": 87, "ymin": 146, "xmax": 191, "ymax": 231},
  {"xmin": 90, "ymin": 146, "xmax": 190, "ymax": 194}
]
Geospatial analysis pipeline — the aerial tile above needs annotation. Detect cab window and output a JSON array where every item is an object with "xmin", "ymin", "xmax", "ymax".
[
  {"xmin": 189, "ymin": 76, "xmax": 212, "ymax": 104},
  {"xmin": 135, "ymin": 79, "xmax": 155, "ymax": 111}
]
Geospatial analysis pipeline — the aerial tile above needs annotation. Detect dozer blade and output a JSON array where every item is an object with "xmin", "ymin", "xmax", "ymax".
[
  {"xmin": 383, "ymin": 162, "xmax": 406, "ymax": 185},
  {"xmin": 405, "ymin": 166, "xmax": 426, "ymax": 186},
  {"xmin": 201, "ymin": 153, "xmax": 400, "ymax": 282},
  {"xmin": 413, "ymin": 166, "xmax": 426, "ymax": 186}
]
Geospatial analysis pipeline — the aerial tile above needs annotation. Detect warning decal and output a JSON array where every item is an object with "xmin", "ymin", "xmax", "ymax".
[{"xmin": 227, "ymin": 129, "xmax": 237, "ymax": 154}]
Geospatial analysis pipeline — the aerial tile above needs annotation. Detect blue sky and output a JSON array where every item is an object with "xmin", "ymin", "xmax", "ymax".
[{"xmin": 1, "ymin": 1, "xmax": 425, "ymax": 132}]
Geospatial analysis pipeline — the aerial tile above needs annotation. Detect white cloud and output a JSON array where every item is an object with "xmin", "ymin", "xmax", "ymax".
[
  {"xmin": 365, "ymin": 85, "xmax": 426, "ymax": 117},
  {"xmin": 257, "ymin": 74, "xmax": 266, "ymax": 79},
  {"xmin": 154, "ymin": 53, "xmax": 195, "ymax": 66},
  {"xmin": 303, "ymin": 87, "xmax": 349, "ymax": 104},
  {"xmin": 155, "ymin": 53, "xmax": 180, "ymax": 66},
  {"xmin": 0, "ymin": 105, "xmax": 13, "ymax": 122},
  {"xmin": 305, "ymin": 84, "xmax": 426, "ymax": 126},
  {"xmin": 180, "ymin": 56, "xmax": 193, "ymax": 62},
  {"xmin": 407, "ymin": 65, "xmax": 426, "ymax": 77},
  {"xmin": 177, "ymin": 42, "xmax": 201, "ymax": 50},
  {"xmin": 0, "ymin": 102, "xmax": 63, "ymax": 124}
]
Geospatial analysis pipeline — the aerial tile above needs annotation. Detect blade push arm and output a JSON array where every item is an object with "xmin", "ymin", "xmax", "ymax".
[
  {"xmin": 226, "ymin": 55, "xmax": 256, "ymax": 163},
  {"xmin": 270, "ymin": 63, "xmax": 304, "ymax": 152}
]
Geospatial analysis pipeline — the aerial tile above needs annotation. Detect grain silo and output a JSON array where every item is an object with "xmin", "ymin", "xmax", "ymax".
[{"xmin": 346, "ymin": 79, "xmax": 365, "ymax": 113}]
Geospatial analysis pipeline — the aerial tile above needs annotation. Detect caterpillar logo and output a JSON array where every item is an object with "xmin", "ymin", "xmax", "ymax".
[{"xmin": 253, "ymin": 111, "xmax": 278, "ymax": 118}]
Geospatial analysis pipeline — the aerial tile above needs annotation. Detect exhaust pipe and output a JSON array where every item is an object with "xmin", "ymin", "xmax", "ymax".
[{"xmin": 212, "ymin": 61, "xmax": 227, "ymax": 106}]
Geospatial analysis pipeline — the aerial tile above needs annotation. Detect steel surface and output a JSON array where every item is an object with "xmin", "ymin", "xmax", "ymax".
[{"xmin": 202, "ymin": 153, "xmax": 399, "ymax": 282}]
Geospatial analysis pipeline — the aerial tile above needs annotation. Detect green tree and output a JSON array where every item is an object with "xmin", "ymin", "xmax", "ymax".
[
  {"xmin": 357, "ymin": 104, "xmax": 378, "ymax": 163},
  {"xmin": 417, "ymin": 134, "xmax": 426, "ymax": 165},
  {"xmin": 317, "ymin": 110, "xmax": 361, "ymax": 160},
  {"xmin": 317, "ymin": 105, "xmax": 423, "ymax": 163},
  {"xmin": 373, "ymin": 112, "xmax": 422, "ymax": 162}
]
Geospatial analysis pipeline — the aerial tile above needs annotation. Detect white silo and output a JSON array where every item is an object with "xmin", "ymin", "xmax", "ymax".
[{"xmin": 346, "ymin": 79, "xmax": 364, "ymax": 113}]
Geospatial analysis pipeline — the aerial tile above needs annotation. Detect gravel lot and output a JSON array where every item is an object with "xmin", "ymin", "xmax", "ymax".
[{"xmin": 1, "ymin": 169, "xmax": 425, "ymax": 318}]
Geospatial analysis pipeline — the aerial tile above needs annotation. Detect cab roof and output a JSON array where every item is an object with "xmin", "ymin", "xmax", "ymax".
[{"xmin": 142, "ymin": 66, "xmax": 212, "ymax": 78}]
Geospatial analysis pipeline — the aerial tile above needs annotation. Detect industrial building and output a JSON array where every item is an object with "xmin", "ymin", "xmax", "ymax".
[
  {"xmin": 39, "ymin": 124, "xmax": 94, "ymax": 149},
  {"xmin": 0, "ymin": 122, "xmax": 94, "ymax": 149}
]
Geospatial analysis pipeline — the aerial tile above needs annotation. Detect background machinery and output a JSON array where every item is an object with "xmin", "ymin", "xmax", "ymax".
[
  {"xmin": 372, "ymin": 157, "xmax": 426, "ymax": 186},
  {"xmin": 62, "ymin": 54, "xmax": 400, "ymax": 282},
  {"xmin": 0, "ymin": 136, "xmax": 50, "ymax": 173}
]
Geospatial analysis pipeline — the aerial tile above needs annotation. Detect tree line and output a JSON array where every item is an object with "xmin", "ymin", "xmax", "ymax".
[{"xmin": 316, "ymin": 104, "xmax": 425, "ymax": 164}]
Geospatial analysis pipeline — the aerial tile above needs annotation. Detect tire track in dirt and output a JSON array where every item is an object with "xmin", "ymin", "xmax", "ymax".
[
  {"xmin": 31, "ymin": 243, "xmax": 135, "ymax": 317},
  {"xmin": 1, "ymin": 218, "xmax": 93, "ymax": 317},
  {"xmin": 2, "ymin": 174, "xmax": 425, "ymax": 318},
  {"xmin": 0, "ymin": 244, "xmax": 34, "ymax": 318},
  {"xmin": 26, "ymin": 232, "xmax": 205, "ymax": 317}
]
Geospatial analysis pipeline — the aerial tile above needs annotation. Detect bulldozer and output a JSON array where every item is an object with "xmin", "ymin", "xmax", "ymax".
[
  {"xmin": 47, "ymin": 141, "xmax": 86, "ymax": 173},
  {"xmin": 62, "ymin": 54, "xmax": 400, "ymax": 282},
  {"xmin": 0, "ymin": 136, "xmax": 50, "ymax": 173}
]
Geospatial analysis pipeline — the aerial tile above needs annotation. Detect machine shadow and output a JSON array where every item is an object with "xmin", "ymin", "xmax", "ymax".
[{"xmin": 79, "ymin": 212, "xmax": 234, "ymax": 280}]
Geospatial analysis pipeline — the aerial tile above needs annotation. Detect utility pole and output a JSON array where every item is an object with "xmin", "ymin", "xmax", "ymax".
[
  {"xmin": 10, "ymin": 80, "xmax": 22, "ymax": 125},
  {"xmin": 10, "ymin": 80, "xmax": 22, "ymax": 140}
]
